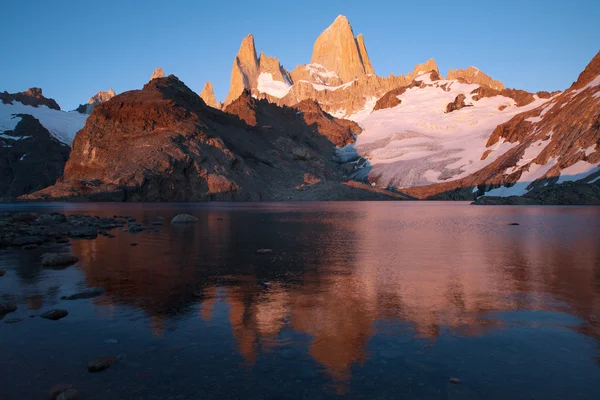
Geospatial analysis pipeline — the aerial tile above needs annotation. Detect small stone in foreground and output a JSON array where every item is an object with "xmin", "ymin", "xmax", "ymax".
[
  {"xmin": 40, "ymin": 309, "xmax": 69, "ymax": 321},
  {"xmin": 130, "ymin": 242, "xmax": 138, "ymax": 246},
  {"xmin": 12, "ymin": 236, "xmax": 43, "ymax": 246},
  {"xmin": 256, "ymin": 249, "xmax": 273, "ymax": 254},
  {"xmin": 50, "ymin": 384, "xmax": 73, "ymax": 400},
  {"xmin": 449, "ymin": 377, "xmax": 461, "ymax": 384},
  {"xmin": 508, "ymin": 222, "xmax": 520, "ymax": 226},
  {"xmin": 127, "ymin": 224, "xmax": 146, "ymax": 233},
  {"xmin": 57, "ymin": 388, "xmax": 80, "ymax": 400},
  {"xmin": 0, "ymin": 269, "xmax": 5, "ymax": 277},
  {"xmin": 41, "ymin": 253, "xmax": 79, "ymax": 267},
  {"xmin": 0, "ymin": 302, "xmax": 17, "ymax": 315},
  {"xmin": 88, "ymin": 355, "xmax": 116, "ymax": 372},
  {"xmin": 61, "ymin": 288, "xmax": 106, "ymax": 300},
  {"xmin": 171, "ymin": 214, "xmax": 199, "ymax": 224},
  {"xmin": 3, "ymin": 317, "xmax": 24, "ymax": 324}
]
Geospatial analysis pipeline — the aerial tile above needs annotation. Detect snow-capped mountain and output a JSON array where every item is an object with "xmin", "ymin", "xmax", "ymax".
[
  {"xmin": 75, "ymin": 88, "xmax": 116, "ymax": 114},
  {"xmin": 338, "ymin": 73, "xmax": 554, "ymax": 189},
  {"xmin": 218, "ymin": 15, "xmax": 598, "ymax": 203},
  {"xmin": 0, "ymin": 89, "xmax": 88, "ymax": 198},
  {"xmin": 1, "ymin": 90, "xmax": 87, "ymax": 145},
  {"xmin": 1, "ymin": 15, "xmax": 598, "ymax": 204}
]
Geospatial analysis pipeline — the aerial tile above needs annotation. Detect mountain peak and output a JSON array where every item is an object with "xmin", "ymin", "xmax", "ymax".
[
  {"xmin": 410, "ymin": 59, "xmax": 439, "ymax": 77},
  {"xmin": 150, "ymin": 67, "xmax": 165, "ymax": 81},
  {"xmin": 200, "ymin": 81, "xmax": 217, "ymax": 108},
  {"xmin": 311, "ymin": 15, "xmax": 373, "ymax": 82},
  {"xmin": 447, "ymin": 66, "xmax": 504, "ymax": 90},
  {"xmin": 224, "ymin": 34, "xmax": 260, "ymax": 106},
  {"xmin": 571, "ymin": 50, "xmax": 600, "ymax": 90},
  {"xmin": 88, "ymin": 89, "xmax": 116, "ymax": 105},
  {"xmin": 331, "ymin": 14, "xmax": 351, "ymax": 28},
  {"xmin": 237, "ymin": 34, "xmax": 258, "ymax": 71}
]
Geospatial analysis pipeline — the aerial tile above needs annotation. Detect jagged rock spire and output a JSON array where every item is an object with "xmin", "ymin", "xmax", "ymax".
[
  {"xmin": 200, "ymin": 81, "xmax": 217, "ymax": 108},
  {"xmin": 310, "ymin": 15, "xmax": 374, "ymax": 82}
]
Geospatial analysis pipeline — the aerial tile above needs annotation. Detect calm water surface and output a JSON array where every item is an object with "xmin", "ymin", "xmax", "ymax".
[{"xmin": 1, "ymin": 202, "xmax": 600, "ymax": 399}]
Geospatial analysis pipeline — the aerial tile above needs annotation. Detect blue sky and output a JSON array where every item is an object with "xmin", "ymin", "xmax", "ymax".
[{"xmin": 2, "ymin": 0, "xmax": 599, "ymax": 110}]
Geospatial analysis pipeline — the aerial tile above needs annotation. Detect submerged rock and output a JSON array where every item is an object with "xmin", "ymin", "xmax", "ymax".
[
  {"xmin": 40, "ymin": 309, "xmax": 68, "ymax": 320},
  {"xmin": 171, "ymin": 214, "xmax": 199, "ymax": 224},
  {"xmin": 127, "ymin": 224, "xmax": 146, "ymax": 233},
  {"xmin": 12, "ymin": 236, "xmax": 43, "ymax": 246},
  {"xmin": 57, "ymin": 388, "xmax": 80, "ymax": 400},
  {"xmin": 87, "ymin": 355, "xmax": 116, "ymax": 372},
  {"xmin": 0, "ymin": 302, "xmax": 17, "ymax": 315},
  {"xmin": 41, "ymin": 253, "xmax": 79, "ymax": 267},
  {"xmin": 3, "ymin": 317, "xmax": 24, "ymax": 324},
  {"xmin": 50, "ymin": 384, "xmax": 74, "ymax": 400},
  {"xmin": 69, "ymin": 226, "xmax": 98, "ymax": 238},
  {"xmin": 61, "ymin": 288, "xmax": 106, "ymax": 300}
]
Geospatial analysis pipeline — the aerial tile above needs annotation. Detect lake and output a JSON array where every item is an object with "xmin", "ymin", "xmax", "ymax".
[{"xmin": 1, "ymin": 202, "xmax": 600, "ymax": 399}]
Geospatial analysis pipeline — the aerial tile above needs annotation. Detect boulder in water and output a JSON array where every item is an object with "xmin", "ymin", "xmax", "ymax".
[{"xmin": 171, "ymin": 214, "xmax": 199, "ymax": 224}]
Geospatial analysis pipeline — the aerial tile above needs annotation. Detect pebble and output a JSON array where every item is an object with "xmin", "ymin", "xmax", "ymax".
[
  {"xmin": 61, "ymin": 288, "xmax": 106, "ymax": 300},
  {"xmin": 57, "ymin": 388, "xmax": 80, "ymax": 400},
  {"xmin": 0, "ymin": 269, "xmax": 5, "ymax": 277},
  {"xmin": 88, "ymin": 355, "xmax": 116, "ymax": 372},
  {"xmin": 151, "ymin": 221, "xmax": 163, "ymax": 226},
  {"xmin": 508, "ymin": 222, "xmax": 520, "ymax": 226},
  {"xmin": 128, "ymin": 224, "xmax": 146, "ymax": 233},
  {"xmin": 130, "ymin": 242, "xmax": 138, "ymax": 246},
  {"xmin": 449, "ymin": 377, "xmax": 461, "ymax": 384},
  {"xmin": 0, "ymin": 302, "xmax": 17, "ymax": 315},
  {"xmin": 50, "ymin": 384, "xmax": 73, "ymax": 400},
  {"xmin": 41, "ymin": 253, "xmax": 79, "ymax": 267},
  {"xmin": 3, "ymin": 317, "xmax": 24, "ymax": 324},
  {"xmin": 12, "ymin": 236, "xmax": 43, "ymax": 246},
  {"xmin": 256, "ymin": 248, "xmax": 273, "ymax": 254},
  {"xmin": 40, "ymin": 309, "xmax": 69, "ymax": 321}
]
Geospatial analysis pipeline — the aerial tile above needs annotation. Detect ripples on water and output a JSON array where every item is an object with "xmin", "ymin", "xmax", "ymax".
[{"xmin": 1, "ymin": 202, "xmax": 600, "ymax": 399}]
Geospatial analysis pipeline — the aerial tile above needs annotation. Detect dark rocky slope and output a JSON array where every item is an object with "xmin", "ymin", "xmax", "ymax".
[
  {"xmin": 28, "ymin": 75, "xmax": 406, "ymax": 201},
  {"xmin": 0, "ymin": 115, "xmax": 70, "ymax": 199},
  {"xmin": 0, "ymin": 88, "xmax": 60, "ymax": 110}
]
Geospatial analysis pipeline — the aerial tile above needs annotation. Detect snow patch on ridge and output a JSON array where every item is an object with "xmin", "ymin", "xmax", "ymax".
[
  {"xmin": 557, "ymin": 161, "xmax": 600, "ymax": 184},
  {"xmin": 257, "ymin": 73, "xmax": 292, "ymax": 99},
  {"xmin": 0, "ymin": 101, "xmax": 87, "ymax": 145},
  {"xmin": 339, "ymin": 79, "xmax": 551, "ymax": 188},
  {"xmin": 485, "ymin": 158, "xmax": 558, "ymax": 197}
]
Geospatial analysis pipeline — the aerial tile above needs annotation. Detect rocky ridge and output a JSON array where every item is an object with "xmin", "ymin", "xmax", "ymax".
[
  {"xmin": 27, "ymin": 75, "xmax": 408, "ymax": 201},
  {"xmin": 447, "ymin": 67, "xmax": 504, "ymax": 91},
  {"xmin": 0, "ymin": 88, "xmax": 61, "ymax": 110},
  {"xmin": 221, "ymin": 15, "xmax": 513, "ymax": 119},
  {"xmin": 75, "ymin": 88, "xmax": 116, "ymax": 114},
  {"xmin": 199, "ymin": 82, "xmax": 218, "ymax": 108},
  {"xmin": 0, "ymin": 114, "xmax": 70, "ymax": 199},
  {"xmin": 399, "ymin": 51, "xmax": 600, "ymax": 204}
]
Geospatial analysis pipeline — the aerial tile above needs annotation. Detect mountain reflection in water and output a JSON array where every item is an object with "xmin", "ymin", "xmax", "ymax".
[{"xmin": 1, "ymin": 202, "xmax": 600, "ymax": 399}]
